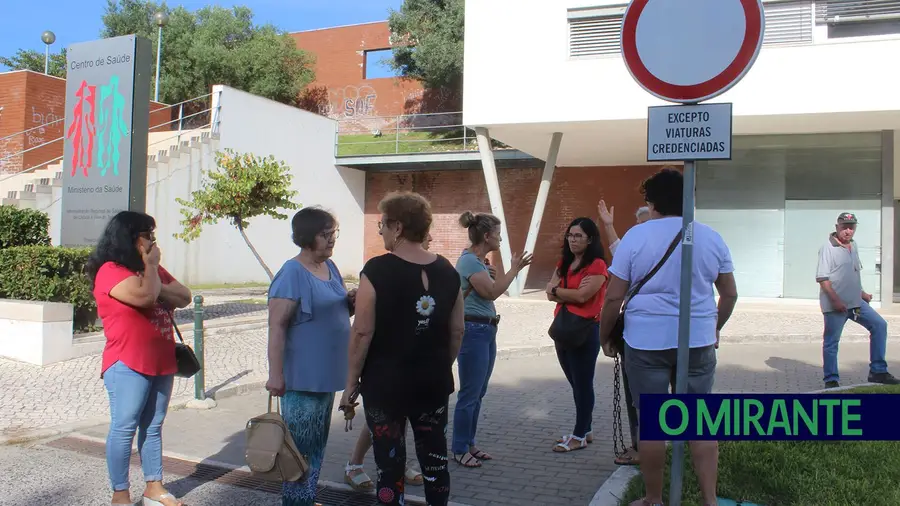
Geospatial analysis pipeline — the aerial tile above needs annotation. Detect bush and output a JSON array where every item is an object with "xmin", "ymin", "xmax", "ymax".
[
  {"xmin": 0, "ymin": 245, "xmax": 95, "ymax": 331},
  {"xmin": 0, "ymin": 206, "xmax": 51, "ymax": 249}
]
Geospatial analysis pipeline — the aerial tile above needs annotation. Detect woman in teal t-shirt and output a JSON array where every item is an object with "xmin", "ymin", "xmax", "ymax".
[{"xmin": 451, "ymin": 210, "xmax": 532, "ymax": 468}]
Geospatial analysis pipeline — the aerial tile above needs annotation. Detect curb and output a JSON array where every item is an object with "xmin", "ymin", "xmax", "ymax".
[
  {"xmin": 0, "ymin": 379, "xmax": 267, "ymax": 447},
  {"xmin": 589, "ymin": 381, "xmax": 883, "ymax": 506}
]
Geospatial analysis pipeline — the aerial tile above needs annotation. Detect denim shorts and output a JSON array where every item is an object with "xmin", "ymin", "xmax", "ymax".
[{"xmin": 623, "ymin": 343, "xmax": 717, "ymax": 410}]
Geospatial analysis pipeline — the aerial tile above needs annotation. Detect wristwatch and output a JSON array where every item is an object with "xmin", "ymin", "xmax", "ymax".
[{"xmin": 551, "ymin": 287, "xmax": 558, "ymax": 297}]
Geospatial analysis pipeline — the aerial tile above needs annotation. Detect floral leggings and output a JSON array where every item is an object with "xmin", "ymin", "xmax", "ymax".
[{"xmin": 365, "ymin": 401, "xmax": 451, "ymax": 506}]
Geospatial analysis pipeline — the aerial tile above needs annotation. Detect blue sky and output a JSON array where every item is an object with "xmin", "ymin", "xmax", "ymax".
[{"xmin": 0, "ymin": 0, "xmax": 403, "ymax": 72}]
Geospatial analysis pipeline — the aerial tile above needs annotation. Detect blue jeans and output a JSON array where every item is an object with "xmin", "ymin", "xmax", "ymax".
[
  {"xmin": 823, "ymin": 301, "xmax": 888, "ymax": 383},
  {"xmin": 103, "ymin": 361, "xmax": 174, "ymax": 491},
  {"xmin": 555, "ymin": 323, "xmax": 601, "ymax": 438},
  {"xmin": 452, "ymin": 321, "xmax": 497, "ymax": 455}
]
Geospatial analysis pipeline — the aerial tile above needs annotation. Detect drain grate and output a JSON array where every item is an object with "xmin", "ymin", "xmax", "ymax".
[{"xmin": 44, "ymin": 436, "xmax": 424, "ymax": 505}]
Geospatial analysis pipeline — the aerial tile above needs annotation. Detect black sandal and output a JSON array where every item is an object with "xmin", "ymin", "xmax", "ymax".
[
  {"xmin": 615, "ymin": 447, "xmax": 640, "ymax": 466},
  {"xmin": 469, "ymin": 448, "xmax": 493, "ymax": 461},
  {"xmin": 454, "ymin": 453, "xmax": 482, "ymax": 468}
]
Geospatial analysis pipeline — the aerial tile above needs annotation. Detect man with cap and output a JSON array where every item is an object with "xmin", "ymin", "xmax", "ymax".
[{"xmin": 816, "ymin": 212, "xmax": 899, "ymax": 388}]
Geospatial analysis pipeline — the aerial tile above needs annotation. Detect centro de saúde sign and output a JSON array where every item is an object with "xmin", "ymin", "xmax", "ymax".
[{"xmin": 61, "ymin": 34, "xmax": 152, "ymax": 247}]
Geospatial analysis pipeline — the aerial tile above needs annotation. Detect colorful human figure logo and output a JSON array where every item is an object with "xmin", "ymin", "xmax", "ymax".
[
  {"xmin": 65, "ymin": 75, "xmax": 130, "ymax": 177},
  {"xmin": 66, "ymin": 80, "xmax": 97, "ymax": 177}
]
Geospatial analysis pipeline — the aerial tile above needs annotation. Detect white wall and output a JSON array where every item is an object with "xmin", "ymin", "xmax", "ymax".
[
  {"xmin": 463, "ymin": 0, "xmax": 900, "ymax": 127},
  {"xmin": 212, "ymin": 86, "xmax": 365, "ymax": 283}
]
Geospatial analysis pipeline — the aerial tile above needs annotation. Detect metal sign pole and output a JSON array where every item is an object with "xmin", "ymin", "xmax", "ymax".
[{"xmin": 668, "ymin": 159, "xmax": 696, "ymax": 506}]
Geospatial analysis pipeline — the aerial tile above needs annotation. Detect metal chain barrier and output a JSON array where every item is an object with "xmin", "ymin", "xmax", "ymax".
[{"xmin": 612, "ymin": 353, "xmax": 627, "ymax": 458}]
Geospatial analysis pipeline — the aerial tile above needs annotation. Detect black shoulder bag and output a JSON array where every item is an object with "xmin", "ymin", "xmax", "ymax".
[
  {"xmin": 169, "ymin": 312, "xmax": 201, "ymax": 379},
  {"xmin": 608, "ymin": 230, "xmax": 683, "ymax": 355},
  {"xmin": 547, "ymin": 269, "xmax": 596, "ymax": 350}
]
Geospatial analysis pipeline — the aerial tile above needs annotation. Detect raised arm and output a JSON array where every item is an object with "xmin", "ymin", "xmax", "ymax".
[
  {"xmin": 467, "ymin": 251, "xmax": 533, "ymax": 301},
  {"xmin": 108, "ymin": 246, "xmax": 163, "ymax": 308}
]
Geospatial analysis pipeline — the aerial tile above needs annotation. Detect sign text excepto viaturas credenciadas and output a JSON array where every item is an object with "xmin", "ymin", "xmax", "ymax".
[{"xmin": 646, "ymin": 103, "xmax": 733, "ymax": 162}]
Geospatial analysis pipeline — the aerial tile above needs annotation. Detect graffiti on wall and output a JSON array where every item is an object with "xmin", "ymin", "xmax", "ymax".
[{"xmin": 319, "ymin": 85, "xmax": 378, "ymax": 119}]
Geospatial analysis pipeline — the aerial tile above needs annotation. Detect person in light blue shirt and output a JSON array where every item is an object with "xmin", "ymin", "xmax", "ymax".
[
  {"xmin": 451, "ymin": 210, "xmax": 532, "ymax": 468},
  {"xmin": 266, "ymin": 207, "xmax": 354, "ymax": 506}
]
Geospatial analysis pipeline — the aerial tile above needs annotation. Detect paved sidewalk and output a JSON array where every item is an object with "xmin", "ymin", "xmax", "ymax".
[
  {"xmin": 4, "ymin": 296, "xmax": 900, "ymax": 440},
  {"xmin": 43, "ymin": 342, "xmax": 879, "ymax": 506},
  {"xmin": 0, "ymin": 444, "xmax": 277, "ymax": 506}
]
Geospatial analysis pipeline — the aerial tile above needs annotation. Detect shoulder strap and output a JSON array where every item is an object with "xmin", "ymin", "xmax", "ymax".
[
  {"xmin": 167, "ymin": 311, "xmax": 186, "ymax": 344},
  {"xmin": 622, "ymin": 230, "xmax": 683, "ymax": 310}
]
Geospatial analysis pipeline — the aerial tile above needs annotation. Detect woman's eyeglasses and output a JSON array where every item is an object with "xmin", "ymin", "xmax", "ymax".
[
  {"xmin": 140, "ymin": 231, "xmax": 156, "ymax": 242},
  {"xmin": 322, "ymin": 229, "xmax": 340, "ymax": 241},
  {"xmin": 566, "ymin": 233, "xmax": 587, "ymax": 241}
]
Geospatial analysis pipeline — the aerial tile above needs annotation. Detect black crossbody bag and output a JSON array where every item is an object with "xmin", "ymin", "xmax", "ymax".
[
  {"xmin": 169, "ymin": 312, "xmax": 201, "ymax": 379},
  {"xmin": 548, "ymin": 269, "xmax": 597, "ymax": 350}
]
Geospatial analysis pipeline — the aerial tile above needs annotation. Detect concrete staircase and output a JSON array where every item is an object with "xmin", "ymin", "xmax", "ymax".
[{"xmin": 1, "ymin": 128, "xmax": 217, "ymax": 247}]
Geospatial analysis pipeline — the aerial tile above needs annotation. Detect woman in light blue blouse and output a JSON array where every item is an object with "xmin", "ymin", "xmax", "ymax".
[{"xmin": 266, "ymin": 206, "xmax": 355, "ymax": 506}]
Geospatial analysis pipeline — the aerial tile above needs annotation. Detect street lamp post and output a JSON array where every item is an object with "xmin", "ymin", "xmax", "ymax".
[
  {"xmin": 153, "ymin": 11, "xmax": 169, "ymax": 102},
  {"xmin": 41, "ymin": 31, "xmax": 56, "ymax": 75}
]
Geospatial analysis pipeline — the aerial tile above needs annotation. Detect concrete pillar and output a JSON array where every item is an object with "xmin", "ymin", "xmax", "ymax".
[
  {"xmin": 475, "ymin": 127, "xmax": 519, "ymax": 296},
  {"xmin": 881, "ymin": 130, "xmax": 895, "ymax": 307},
  {"xmin": 516, "ymin": 132, "xmax": 563, "ymax": 295}
]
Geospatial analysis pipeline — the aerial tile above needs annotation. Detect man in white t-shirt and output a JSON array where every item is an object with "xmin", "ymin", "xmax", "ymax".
[
  {"xmin": 598, "ymin": 200, "xmax": 650, "ymax": 256},
  {"xmin": 598, "ymin": 168, "xmax": 739, "ymax": 506}
]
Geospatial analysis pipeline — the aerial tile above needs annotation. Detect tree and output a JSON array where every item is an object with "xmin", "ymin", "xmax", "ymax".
[
  {"xmin": 0, "ymin": 48, "xmax": 67, "ymax": 78},
  {"xmin": 387, "ymin": 0, "xmax": 464, "ymax": 91},
  {"xmin": 175, "ymin": 149, "xmax": 300, "ymax": 280},
  {"xmin": 102, "ymin": 1, "xmax": 315, "ymax": 106}
]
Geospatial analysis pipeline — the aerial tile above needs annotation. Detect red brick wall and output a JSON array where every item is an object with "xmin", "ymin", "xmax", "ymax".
[
  {"xmin": 0, "ymin": 70, "xmax": 172, "ymax": 175},
  {"xmin": 0, "ymin": 72, "xmax": 28, "ymax": 174},
  {"xmin": 364, "ymin": 165, "xmax": 674, "ymax": 289},
  {"xmin": 291, "ymin": 21, "xmax": 458, "ymax": 122}
]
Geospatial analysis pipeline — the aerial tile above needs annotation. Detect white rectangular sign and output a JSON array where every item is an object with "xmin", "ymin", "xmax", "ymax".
[{"xmin": 646, "ymin": 103, "xmax": 733, "ymax": 162}]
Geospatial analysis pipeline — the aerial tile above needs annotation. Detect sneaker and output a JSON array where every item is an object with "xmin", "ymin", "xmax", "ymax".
[
  {"xmin": 824, "ymin": 381, "xmax": 840, "ymax": 389},
  {"xmin": 868, "ymin": 372, "xmax": 900, "ymax": 385}
]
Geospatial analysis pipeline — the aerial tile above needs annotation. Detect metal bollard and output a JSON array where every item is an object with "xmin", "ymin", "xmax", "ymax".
[{"xmin": 193, "ymin": 295, "xmax": 205, "ymax": 400}]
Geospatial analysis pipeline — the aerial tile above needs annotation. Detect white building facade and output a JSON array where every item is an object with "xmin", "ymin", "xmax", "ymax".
[{"xmin": 464, "ymin": 0, "xmax": 900, "ymax": 306}]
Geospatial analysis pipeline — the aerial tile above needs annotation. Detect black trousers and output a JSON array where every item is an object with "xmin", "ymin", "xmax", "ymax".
[{"xmin": 364, "ymin": 400, "xmax": 451, "ymax": 506}]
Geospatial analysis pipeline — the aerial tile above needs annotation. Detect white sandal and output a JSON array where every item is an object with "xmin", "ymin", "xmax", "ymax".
[
  {"xmin": 142, "ymin": 493, "xmax": 183, "ymax": 506},
  {"xmin": 344, "ymin": 462, "xmax": 374, "ymax": 491},
  {"xmin": 553, "ymin": 434, "xmax": 587, "ymax": 452}
]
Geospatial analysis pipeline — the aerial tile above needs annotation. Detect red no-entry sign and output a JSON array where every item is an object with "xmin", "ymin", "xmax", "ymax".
[{"xmin": 621, "ymin": 0, "xmax": 765, "ymax": 104}]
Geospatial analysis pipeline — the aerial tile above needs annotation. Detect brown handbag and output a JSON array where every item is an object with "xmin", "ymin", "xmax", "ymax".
[{"xmin": 245, "ymin": 395, "xmax": 310, "ymax": 482}]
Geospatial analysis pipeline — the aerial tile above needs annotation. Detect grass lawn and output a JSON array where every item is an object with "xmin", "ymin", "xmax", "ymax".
[
  {"xmin": 619, "ymin": 384, "xmax": 900, "ymax": 506},
  {"xmin": 336, "ymin": 131, "xmax": 475, "ymax": 156}
]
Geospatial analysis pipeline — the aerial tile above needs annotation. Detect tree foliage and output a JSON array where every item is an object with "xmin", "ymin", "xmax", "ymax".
[
  {"xmin": 388, "ymin": 0, "xmax": 464, "ymax": 91},
  {"xmin": 175, "ymin": 149, "xmax": 300, "ymax": 279},
  {"xmin": 102, "ymin": 0, "xmax": 315, "ymax": 106},
  {"xmin": 0, "ymin": 48, "xmax": 68, "ymax": 78}
]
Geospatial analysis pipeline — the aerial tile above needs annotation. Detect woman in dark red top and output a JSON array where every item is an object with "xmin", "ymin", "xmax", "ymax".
[
  {"xmin": 545, "ymin": 217, "xmax": 609, "ymax": 452},
  {"xmin": 85, "ymin": 211, "xmax": 192, "ymax": 506}
]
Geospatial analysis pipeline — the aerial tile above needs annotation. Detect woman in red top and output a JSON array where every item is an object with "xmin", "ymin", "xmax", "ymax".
[
  {"xmin": 545, "ymin": 217, "xmax": 609, "ymax": 452},
  {"xmin": 85, "ymin": 211, "xmax": 192, "ymax": 506}
]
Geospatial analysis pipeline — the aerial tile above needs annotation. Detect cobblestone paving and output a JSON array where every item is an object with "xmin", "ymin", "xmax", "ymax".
[
  {"xmin": 68, "ymin": 342, "xmax": 878, "ymax": 506},
  {"xmin": 4, "ymin": 298, "xmax": 900, "ymax": 437},
  {"xmin": 0, "ymin": 328, "xmax": 270, "ymax": 437}
]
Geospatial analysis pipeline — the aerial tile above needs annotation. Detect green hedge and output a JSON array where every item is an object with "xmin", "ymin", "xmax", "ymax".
[
  {"xmin": 0, "ymin": 246, "xmax": 96, "ymax": 331},
  {"xmin": 0, "ymin": 206, "xmax": 51, "ymax": 249}
]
